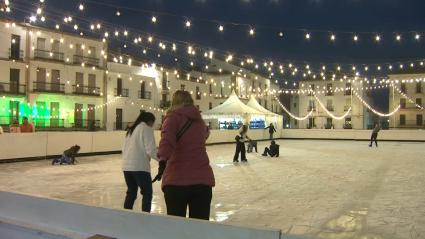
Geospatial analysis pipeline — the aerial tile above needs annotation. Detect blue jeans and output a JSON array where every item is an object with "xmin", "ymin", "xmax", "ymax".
[{"xmin": 123, "ymin": 171, "xmax": 153, "ymax": 212}]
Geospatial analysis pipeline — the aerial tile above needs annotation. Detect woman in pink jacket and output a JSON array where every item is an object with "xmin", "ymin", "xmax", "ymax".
[{"xmin": 153, "ymin": 90, "xmax": 215, "ymax": 220}]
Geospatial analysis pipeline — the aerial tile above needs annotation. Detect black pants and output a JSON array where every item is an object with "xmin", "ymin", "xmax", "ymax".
[
  {"xmin": 369, "ymin": 133, "xmax": 378, "ymax": 147},
  {"xmin": 163, "ymin": 185, "xmax": 212, "ymax": 220},
  {"xmin": 123, "ymin": 171, "xmax": 153, "ymax": 212},
  {"xmin": 269, "ymin": 132, "xmax": 274, "ymax": 139},
  {"xmin": 233, "ymin": 141, "xmax": 247, "ymax": 162},
  {"xmin": 263, "ymin": 147, "xmax": 277, "ymax": 157}
]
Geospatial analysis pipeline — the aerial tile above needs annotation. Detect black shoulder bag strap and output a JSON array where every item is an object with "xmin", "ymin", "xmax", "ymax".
[{"xmin": 176, "ymin": 119, "xmax": 193, "ymax": 142}]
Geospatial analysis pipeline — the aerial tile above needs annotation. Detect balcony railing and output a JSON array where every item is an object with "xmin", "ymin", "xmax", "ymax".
[
  {"xmin": 114, "ymin": 88, "xmax": 129, "ymax": 97},
  {"xmin": 400, "ymin": 103, "xmax": 423, "ymax": 110},
  {"xmin": 325, "ymin": 91, "xmax": 334, "ymax": 96},
  {"xmin": 326, "ymin": 106, "xmax": 334, "ymax": 111},
  {"xmin": 73, "ymin": 119, "xmax": 101, "ymax": 129},
  {"xmin": 33, "ymin": 82, "xmax": 65, "ymax": 93},
  {"xmin": 397, "ymin": 120, "xmax": 425, "ymax": 128},
  {"xmin": 343, "ymin": 123, "xmax": 353, "ymax": 129},
  {"xmin": 34, "ymin": 119, "xmax": 65, "ymax": 129},
  {"xmin": 344, "ymin": 106, "xmax": 351, "ymax": 111},
  {"xmin": 34, "ymin": 49, "xmax": 64, "ymax": 62},
  {"xmin": 138, "ymin": 91, "xmax": 152, "ymax": 100},
  {"xmin": 73, "ymin": 55, "xmax": 100, "ymax": 66},
  {"xmin": 0, "ymin": 82, "xmax": 26, "ymax": 95},
  {"xmin": 9, "ymin": 48, "xmax": 24, "ymax": 60},
  {"xmin": 160, "ymin": 100, "xmax": 171, "ymax": 109},
  {"xmin": 416, "ymin": 87, "xmax": 423, "ymax": 94},
  {"xmin": 73, "ymin": 85, "xmax": 101, "ymax": 96},
  {"xmin": 307, "ymin": 106, "xmax": 316, "ymax": 111},
  {"xmin": 344, "ymin": 90, "xmax": 352, "ymax": 96}
]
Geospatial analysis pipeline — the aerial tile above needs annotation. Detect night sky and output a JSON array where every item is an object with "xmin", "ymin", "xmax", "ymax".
[{"xmin": 8, "ymin": 0, "xmax": 425, "ymax": 110}]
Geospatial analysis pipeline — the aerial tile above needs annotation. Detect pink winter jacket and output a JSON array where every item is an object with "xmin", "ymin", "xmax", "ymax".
[{"xmin": 158, "ymin": 105, "xmax": 215, "ymax": 189}]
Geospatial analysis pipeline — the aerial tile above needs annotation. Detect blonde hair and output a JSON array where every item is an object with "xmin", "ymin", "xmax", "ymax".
[{"xmin": 169, "ymin": 90, "xmax": 194, "ymax": 111}]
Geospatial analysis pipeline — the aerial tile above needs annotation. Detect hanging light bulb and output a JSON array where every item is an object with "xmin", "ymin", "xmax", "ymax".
[
  {"xmin": 151, "ymin": 16, "xmax": 157, "ymax": 23},
  {"xmin": 330, "ymin": 34, "xmax": 336, "ymax": 41},
  {"xmin": 218, "ymin": 25, "xmax": 224, "ymax": 32},
  {"xmin": 375, "ymin": 35, "xmax": 381, "ymax": 42},
  {"xmin": 415, "ymin": 34, "xmax": 421, "ymax": 40},
  {"xmin": 79, "ymin": 3, "xmax": 84, "ymax": 11},
  {"xmin": 185, "ymin": 20, "xmax": 191, "ymax": 28},
  {"xmin": 116, "ymin": 10, "xmax": 121, "ymax": 16},
  {"xmin": 279, "ymin": 32, "xmax": 284, "ymax": 37},
  {"xmin": 305, "ymin": 33, "xmax": 310, "ymax": 39},
  {"xmin": 249, "ymin": 28, "xmax": 255, "ymax": 35},
  {"xmin": 353, "ymin": 35, "xmax": 359, "ymax": 42},
  {"xmin": 396, "ymin": 35, "xmax": 401, "ymax": 41}
]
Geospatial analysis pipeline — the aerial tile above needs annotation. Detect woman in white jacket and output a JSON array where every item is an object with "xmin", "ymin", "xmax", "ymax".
[{"xmin": 122, "ymin": 111, "xmax": 158, "ymax": 212}]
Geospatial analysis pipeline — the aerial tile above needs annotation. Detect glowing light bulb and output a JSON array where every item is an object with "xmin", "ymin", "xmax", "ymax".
[
  {"xmin": 185, "ymin": 20, "xmax": 191, "ymax": 28},
  {"xmin": 330, "ymin": 34, "xmax": 336, "ymax": 41},
  {"xmin": 79, "ymin": 4, "xmax": 84, "ymax": 11},
  {"xmin": 415, "ymin": 34, "xmax": 421, "ymax": 40},
  {"xmin": 396, "ymin": 35, "xmax": 401, "ymax": 41},
  {"xmin": 305, "ymin": 33, "xmax": 310, "ymax": 39},
  {"xmin": 249, "ymin": 28, "xmax": 255, "ymax": 35},
  {"xmin": 116, "ymin": 11, "xmax": 121, "ymax": 16},
  {"xmin": 279, "ymin": 32, "xmax": 284, "ymax": 37},
  {"xmin": 219, "ymin": 25, "xmax": 224, "ymax": 32},
  {"xmin": 151, "ymin": 16, "xmax": 157, "ymax": 23},
  {"xmin": 353, "ymin": 35, "xmax": 358, "ymax": 42},
  {"xmin": 375, "ymin": 35, "xmax": 381, "ymax": 42}
]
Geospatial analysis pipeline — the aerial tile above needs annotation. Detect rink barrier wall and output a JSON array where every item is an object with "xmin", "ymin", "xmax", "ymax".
[
  {"xmin": 0, "ymin": 191, "xmax": 283, "ymax": 239},
  {"xmin": 1, "ymin": 129, "xmax": 424, "ymax": 161}
]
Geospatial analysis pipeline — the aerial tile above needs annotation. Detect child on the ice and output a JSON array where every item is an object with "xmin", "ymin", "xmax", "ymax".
[
  {"xmin": 262, "ymin": 140, "xmax": 280, "ymax": 157},
  {"xmin": 247, "ymin": 139, "xmax": 257, "ymax": 153},
  {"xmin": 52, "ymin": 145, "xmax": 81, "ymax": 165}
]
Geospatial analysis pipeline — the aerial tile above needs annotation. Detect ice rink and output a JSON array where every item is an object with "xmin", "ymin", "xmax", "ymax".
[{"xmin": 1, "ymin": 139, "xmax": 424, "ymax": 239}]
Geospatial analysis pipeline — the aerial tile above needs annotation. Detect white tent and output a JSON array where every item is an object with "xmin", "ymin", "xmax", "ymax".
[
  {"xmin": 202, "ymin": 91, "xmax": 264, "ymax": 119},
  {"xmin": 246, "ymin": 95, "xmax": 279, "ymax": 116},
  {"xmin": 246, "ymin": 96, "xmax": 283, "ymax": 127}
]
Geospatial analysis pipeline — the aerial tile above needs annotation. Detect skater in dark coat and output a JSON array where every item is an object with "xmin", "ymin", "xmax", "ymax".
[
  {"xmin": 369, "ymin": 124, "xmax": 380, "ymax": 147},
  {"xmin": 265, "ymin": 123, "xmax": 277, "ymax": 139},
  {"xmin": 262, "ymin": 141, "xmax": 280, "ymax": 157},
  {"xmin": 233, "ymin": 125, "xmax": 250, "ymax": 162},
  {"xmin": 247, "ymin": 139, "xmax": 257, "ymax": 153},
  {"xmin": 52, "ymin": 145, "xmax": 81, "ymax": 165}
]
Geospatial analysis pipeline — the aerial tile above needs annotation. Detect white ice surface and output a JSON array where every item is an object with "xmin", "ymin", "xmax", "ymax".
[{"xmin": 1, "ymin": 140, "xmax": 424, "ymax": 239}]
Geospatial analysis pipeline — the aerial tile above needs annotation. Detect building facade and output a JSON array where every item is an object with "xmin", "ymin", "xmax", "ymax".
[
  {"xmin": 293, "ymin": 78, "xmax": 372, "ymax": 129},
  {"xmin": 0, "ymin": 20, "xmax": 107, "ymax": 130},
  {"xmin": 389, "ymin": 73, "xmax": 424, "ymax": 128},
  {"xmin": 0, "ymin": 22, "xmax": 281, "ymax": 131}
]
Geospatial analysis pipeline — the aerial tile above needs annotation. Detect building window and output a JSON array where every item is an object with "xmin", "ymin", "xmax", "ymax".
[
  {"xmin": 326, "ymin": 99, "xmax": 333, "ymax": 111},
  {"xmin": 400, "ymin": 114, "xmax": 406, "ymax": 126},
  {"xmin": 209, "ymin": 84, "xmax": 212, "ymax": 94},
  {"xmin": 416, "ymin": 82, "xmax": 422, "ymax": 94},
  {"xmin": 209, "ymin": 102, "xmax": 212, "ymax": 109},
  {"xmin": 308, "ymin": 84, "xmax": 315, "ymax": 96},
  {"xmin": 417, "ymin": 115, "xmax": 423, "ymax": 126},
  {"xmin": 293, "ymin": 103, "xmax": 297, "ymax": 108},
  {"xmin": 416, "ymin": 98, "xmax": 422, "ymax": 107},
  {"xmin": 10, "ymin": 35, "xmax": 21, "ymax": 60},
  {"xmin": 264, "ymin": 100, "xmax": 268, "ymax": 109},
  {"xmin": 326, "ymin": 83, "xmax": 333, "ymax": 96},
  {"xmin": 345, "ymin": 83, "xmax": 352, "ymax": 95},
  {"xmin": 400, "ymin": 83, "xmax": 406, "ymax": 94},
  {"xmin": 308, "ymin": 100, "xmax": 315, "ymax": 111},
  {"xmin": 180, "ymin": 84, "xmax": 185, "ymax": 91},
  {"xmin": 196, "ymin": 86, "xmax": 201, "ymax": 100},
  {"xmin": 344, "ymin": 117, "xmax": 352, "ymax": 129},
  {"xmin": 400, "ymin": 98, "xmax": 406, "ymax": 109},
  {"xmin": 326, "ymin": 118, "xmax": 333, "ymax": 129}
]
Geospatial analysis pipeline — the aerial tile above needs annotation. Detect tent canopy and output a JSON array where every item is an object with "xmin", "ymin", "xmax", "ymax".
[
  {"xmin": 202, "ymin": 91, "xmax": 264, "ymax": 119},
  {"xmin": 246, "ymin": 96, "xmax": 280, "ymax": 116}
]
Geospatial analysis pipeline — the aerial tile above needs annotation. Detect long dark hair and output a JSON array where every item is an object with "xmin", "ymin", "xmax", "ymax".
[{"xmin": 126, "ymin": 111, "xmax": 156, "ymax": 137}]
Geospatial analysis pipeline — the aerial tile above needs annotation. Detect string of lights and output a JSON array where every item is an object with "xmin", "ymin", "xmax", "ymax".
[
  {"xmin": 52, "ymin": 0, "xmax": 425, "ymax": 46},
  {"xmin": 8, "ymin": 0, "xmax": 425, "ymax": 82},
  {"xmin": 313, "ymin": 94, "xmax": 352, "ymax": 120},
  {"xmin": 275, "ymin": 97, "xmax": 313, "ymax": 121},
  {"xmin": 353, "ymin": 91, "xmax": 401, "ymax": 117}
]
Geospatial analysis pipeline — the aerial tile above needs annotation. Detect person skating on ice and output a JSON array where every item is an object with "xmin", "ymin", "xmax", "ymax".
[
  {"xmin": 153, "ymin": 90, "xmax": 215, "ymax": 221},
  {"xmin": 369, "ymin": 123, "xmax": 380, "ymax": 147},
  {"xmin": 233, "ymin": 124, "xmax": 250, "ymax": 163},
  {"xmin": 265, "ymin": 123, "xmax": 277, "ymax": 139},
  {"xmin": 122, "ymin": 112, "xmax": 158, "ymax": 213}
]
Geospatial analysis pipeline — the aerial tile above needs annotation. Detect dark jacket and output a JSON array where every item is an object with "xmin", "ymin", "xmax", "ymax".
[{"xmin": 266, "ymin": 125, "xmax": 276, "ymax": 134}]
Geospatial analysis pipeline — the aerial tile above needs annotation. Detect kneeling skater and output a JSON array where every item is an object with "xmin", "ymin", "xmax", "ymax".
[{"xmin": 52, "ymin": 145, "xmax": 81, "ymax": 165}]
